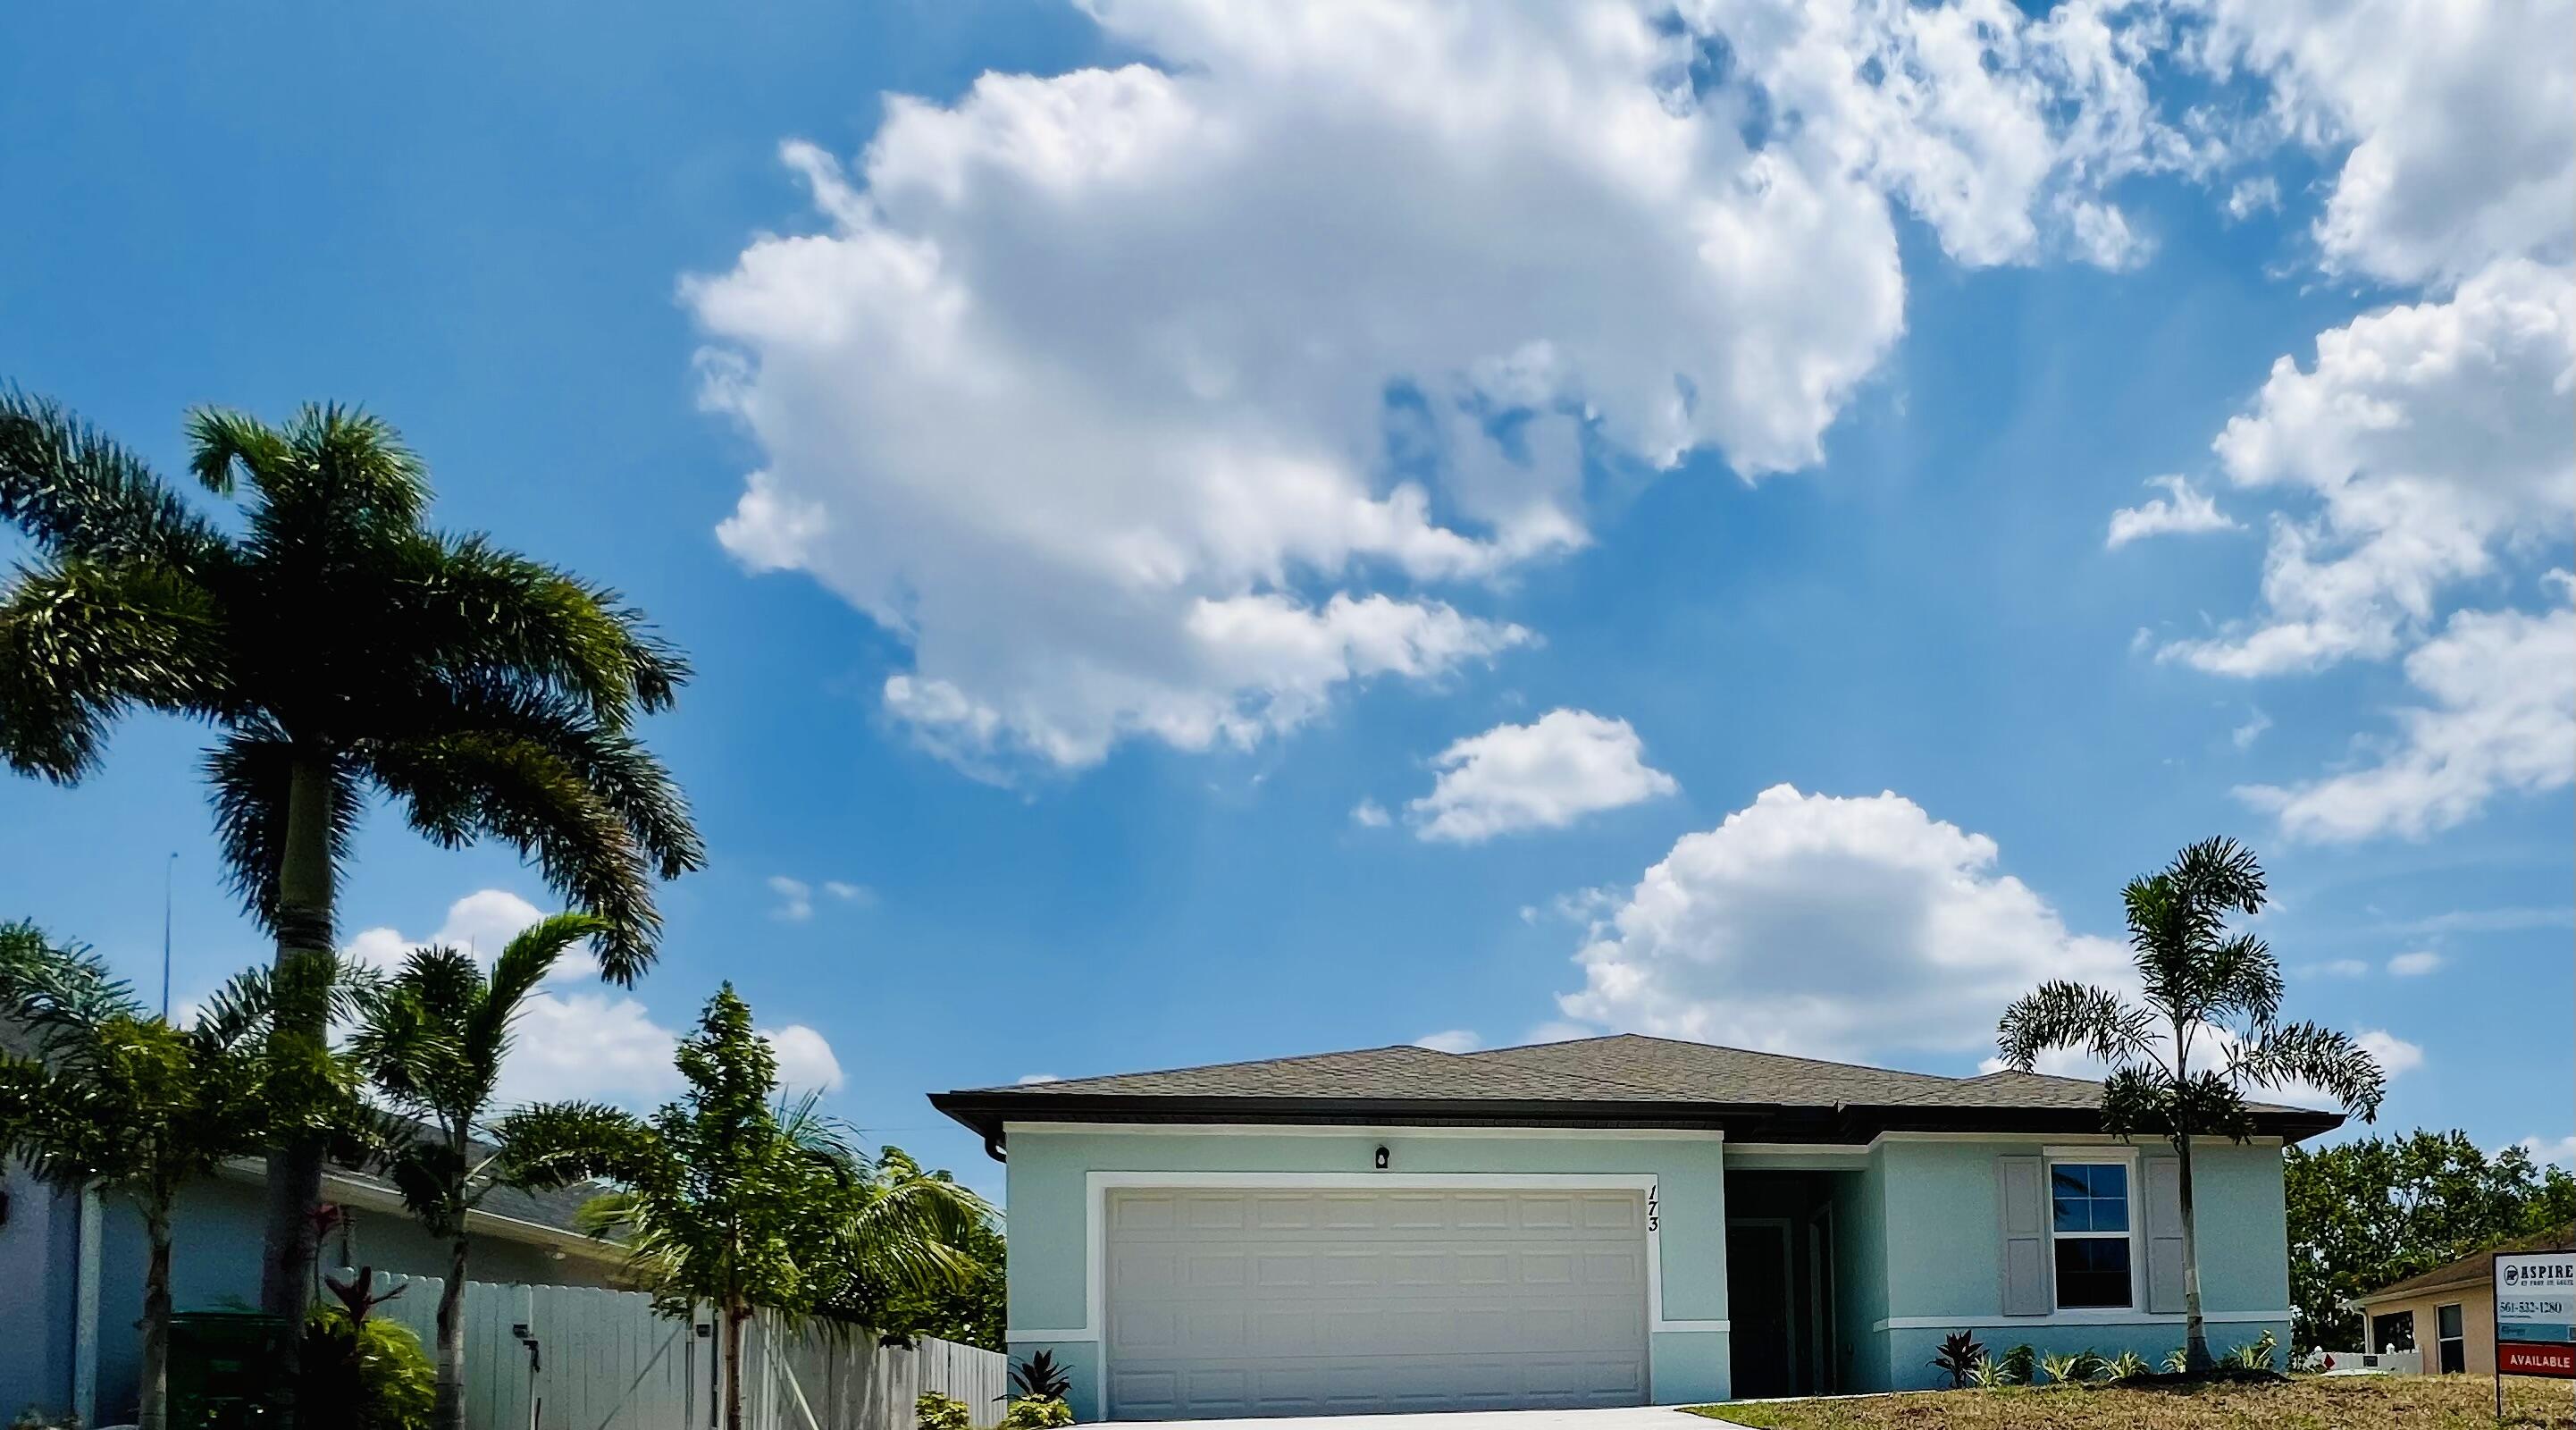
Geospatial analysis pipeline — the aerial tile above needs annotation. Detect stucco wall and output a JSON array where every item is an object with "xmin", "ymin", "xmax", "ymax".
[
  {"xmin": 2359, "ymin": 1285, "xmax": 2496, "ymax": 1374},
  {"xmin": 77, "ymin": 1174, "xmax": 619, "ymax": 1426},
  {"xmin": 1869, "ymin": 1138, "xmax": 2293, "ymax": 1388},
  {"xmin": 1831, "ymin": 1156, "xmax": 1892, "ymax": 1392},
  {"xmin": 1001, "ymin": 1127, "xmax": 1733, "ymax": 1417},
  {"xmin": 0, "ymin": 1162, "xmax": 84, "ymax": 1421},
  {"xmin": 999, "ymin": 1130, "xmax": 2301, "ymax": 1411}
]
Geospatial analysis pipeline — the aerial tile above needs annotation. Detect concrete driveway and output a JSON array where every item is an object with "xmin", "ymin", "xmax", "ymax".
[{"xmin": 1126, "ymin": 1409, "xmax": 1710, "ymax": 1430}]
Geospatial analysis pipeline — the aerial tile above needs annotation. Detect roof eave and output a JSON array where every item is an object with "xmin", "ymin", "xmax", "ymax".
[{"xmin": 932, "ymin": 1090, "xmax": 2345, "ymax": 1153}]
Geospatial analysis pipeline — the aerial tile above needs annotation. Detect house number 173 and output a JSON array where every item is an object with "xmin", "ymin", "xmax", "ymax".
[{"xmin": 1646, "ymin": 1189, "xmax": 1658, "ymax": 1232}]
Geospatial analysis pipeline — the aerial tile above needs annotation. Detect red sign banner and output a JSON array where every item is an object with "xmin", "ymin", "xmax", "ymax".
[{"xmin": 2499, "ymin": 1342, "xmax": 2576, "ymax": 1378}]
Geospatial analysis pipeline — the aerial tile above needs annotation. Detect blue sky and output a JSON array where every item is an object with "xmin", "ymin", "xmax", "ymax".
[{"xmin": 3, "ymin": 1, "xmax": 2569, "ymax": 1199}]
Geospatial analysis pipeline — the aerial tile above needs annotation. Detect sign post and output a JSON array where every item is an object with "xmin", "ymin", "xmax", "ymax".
[{"xmin": 2494, "ymin": 1249, "xmax": 2576, "ymax": 1420}]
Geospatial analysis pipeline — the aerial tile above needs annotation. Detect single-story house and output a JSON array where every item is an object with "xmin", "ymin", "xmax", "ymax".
[
  {"xmin": 932, "ymin": 1034, "xmax": 2334, "ymax": 1420},
  {"xmin": 2352, "ymin": 1223, "xmax": 2575, "ymax": 1375},
  {"xmin": 0, "ymin": 1148, "xmax": 624, "ymax": 1426}
]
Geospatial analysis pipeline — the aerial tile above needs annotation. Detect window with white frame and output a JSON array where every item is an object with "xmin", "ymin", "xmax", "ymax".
[{"xmin": 2048, "ymin": 1158, "xmax": 2134, "ymax": 1308}]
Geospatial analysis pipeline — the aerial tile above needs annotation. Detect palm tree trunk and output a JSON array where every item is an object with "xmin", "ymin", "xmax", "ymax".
[
  {"xmin": 723, "ymin": 1302, "xmax": 749, "ymax": 1430},
  {"xmin": 2177, "ymin": 1130, "xmax": 2211, "ymax": 1370},
  {"xmin": 138, "ymin": 1208, "xmax": 173, "ymax": 1430},
  {"xmin": 259, "ymin": 750, "xmax": 340, "ymax": 1393},
  {"xmin": 435, "ymin": 1233, "xmax": 472, "ymax": 1430}
]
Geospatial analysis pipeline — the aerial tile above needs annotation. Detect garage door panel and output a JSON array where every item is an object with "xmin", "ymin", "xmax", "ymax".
[{"xmin": 1105, "ymin": 1187, "xmax": 1650, "ymax": 1419}]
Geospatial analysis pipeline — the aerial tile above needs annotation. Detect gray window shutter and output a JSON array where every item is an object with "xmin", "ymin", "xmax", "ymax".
[
  {"xmin": 2144, "ymin": 1155, "xmax": 2186, "ymax": 1314},
  {"xmin": 1998, "ymin": 1155, "xmax": 2051, "ymax": 1316}
]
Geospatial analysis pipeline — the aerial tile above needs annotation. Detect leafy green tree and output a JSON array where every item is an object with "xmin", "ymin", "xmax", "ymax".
[
  {"xmin": 348, "ymin": 911, "xmax": 627, "ymax": 1430},
  {"xmin": 508, "ymin": 986, "xmax": 986, "ymax": 1430},
  {"xmin": 0, "ymin": 391, "xmax": 705, "ymax": 1340},
  {"xmin": 831, "ymin": 1162, "xmax": 1006, "ymax": 1350},
  {"xmin": 2286, "ymin": 1129, "xmax": 2576, "ymax": 1350},
  {"xmin": 0, "ymin": 921, "xmax": 275, "ymax": 1430},
  {"xmin": 1997, "ymin": 837, "xmax": 2386, "ymax": 1370}
]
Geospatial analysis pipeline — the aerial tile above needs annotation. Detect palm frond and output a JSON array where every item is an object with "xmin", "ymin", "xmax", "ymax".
[
  {"xmin": 363, "ymin": 732, "xmax": 661, "ymax": 980},
  {"xmin": 394, "ymin": 679, "xmax": 703, "ymax": 880},
  {"xmin": 474, "ymin": 912, "xmax": 608, "ymax": 1060},
  {"xmin": 2228, "ymin": 1020, "xmax": 2386, "ymax": 1122},
  {"xmin": 2170, "ymin": 836, "xmax": 2267, "ymax": 916},
  {"xmin": 0, "ymin": 386, "xmax": 232, "ymax": 571},
  {"xmin": 194, "ymin": 404, "xmax": 429, "ymax": 538},
  {"xmin": 388, "ymin": 533, "xmax": 690, "ymax": 720},
  {"xmin": 1995, "ymin": 980, "xmax": 2154, "ymax": 1071},
  {"xmin": 2097, "ymin": 1065, "xmax": 2177, "ymax": 1141},
  {"xmin": 0, "ymin": 558, "xmax": 232, "ymax": 781},
  {"xmin": 0, "ymin": 921, "xmax": 143, "ymax": 1055},
  {"xmin": 2201, "ymin": 933, "xmax": 2283, "ymax": 1026},
  {"xmin": 491, "ymin": 1100, "xmax": 645, "ymax": 1190}
]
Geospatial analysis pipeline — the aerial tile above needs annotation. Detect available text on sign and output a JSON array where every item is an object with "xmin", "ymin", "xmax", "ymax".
[{"xmin": 2495, "ymin": 1251, "xmax": 2576, "ymax": 1379}]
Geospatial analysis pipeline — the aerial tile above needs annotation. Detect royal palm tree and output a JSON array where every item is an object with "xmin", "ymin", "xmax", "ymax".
[
  {"xmin": 0, "ymin": 390, "xmax": 705, "ymax": 1343},
  {"xmin": 349, "ymin": 910, "xmax": 631, "ymax": 1430},
  {"xmin": 0, "ymin": 921, "xmax": 283, "ymax": 1430},
  {"xmin": 509, "ymin": 987, "xmax": 986, "ymax": 1430},
  {"xmin": 1997, "ymin": 837, "xmax": 2385, "ymax": 1370}
]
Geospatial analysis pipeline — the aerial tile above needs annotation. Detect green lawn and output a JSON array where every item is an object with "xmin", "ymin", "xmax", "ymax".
[{"xmin": 1685, "ymin": 1375, "xmax": 2572, "ymax": 1429}]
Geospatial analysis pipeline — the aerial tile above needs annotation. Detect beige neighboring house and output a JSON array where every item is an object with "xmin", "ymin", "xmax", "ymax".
[{"xmin": 2352, "ymin": 1224, "xmax": 2574, "ymax": 1375}]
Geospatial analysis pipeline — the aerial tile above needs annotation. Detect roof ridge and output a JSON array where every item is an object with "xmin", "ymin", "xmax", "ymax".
[
  {"xmin": 1473, "ymin": 1031, "xmax": 1965, "ymax": 1085},
  {"xmin": 969, "ymin": 1042, "xmax": 1462, "ymax": 1095}
]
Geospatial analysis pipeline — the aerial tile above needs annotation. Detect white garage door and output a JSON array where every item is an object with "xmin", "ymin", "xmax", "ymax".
[{"xmin": 1103, "ymin": 1185, "xmax": 1650, "ymax": 1420}]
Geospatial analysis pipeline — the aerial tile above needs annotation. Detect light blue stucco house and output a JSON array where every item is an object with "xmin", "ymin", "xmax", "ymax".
[
  {"xmin": 0, "ymin": 1149, "xmax": 622, "ymax": 1426},
  {"xmin": 932, "ymin": 1035, "xmax": 2332, "ymax": 1420}
]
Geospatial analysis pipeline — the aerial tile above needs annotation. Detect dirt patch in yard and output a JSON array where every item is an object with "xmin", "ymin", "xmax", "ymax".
[{"xmin": 1686, "ymin": 1375, "xmax": 2572, "ymax": 1429}]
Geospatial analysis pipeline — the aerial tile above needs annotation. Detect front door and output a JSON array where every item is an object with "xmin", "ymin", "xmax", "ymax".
[{"xmin": 1727, "ymin": 1222, "xmax": 1795, "ymax": 1399}]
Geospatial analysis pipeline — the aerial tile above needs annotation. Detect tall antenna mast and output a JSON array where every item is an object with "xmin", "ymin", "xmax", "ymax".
[{"xmin": 161, "ymin": 851, "xmax": 178, "ymax": 1019}]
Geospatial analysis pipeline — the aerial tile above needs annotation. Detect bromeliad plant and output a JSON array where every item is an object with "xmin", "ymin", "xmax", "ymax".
[
  {"xmin": 1997, "ymin": 837, "xmax": 2386, "ymax": 1372},
  {"xmin": 1930, "ymin": 1332, "xmax": 1985, "ymax": 1389},
  {"xmin": 1009, "ymin": 1350, "xmax": 1074, "ymax": 1403},
  {"xmin": 0, "ymin": 391, "xmax": 704, "ymax": 1340},
  {"xmin": 348, "ymin": 911, "xmax": 625, "ymax": 1430}
]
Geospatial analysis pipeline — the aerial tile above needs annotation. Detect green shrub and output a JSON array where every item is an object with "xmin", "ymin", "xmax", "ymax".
[
  {"xmin": 1930, "ymin": 1330, "xmax": 1984, "ymax": 1389},
  {"xmin": 1997, "ymin": 1343, "xmax": 2036, "ymax": 1385},
  {"xmin": 2103, "ymin": 1350, "xmax": 2152, "ymax": 1381},
  {"xmin": 1000, "ymin": 1396, "xmax": 1074, "ymax": 1429},
  {"xmin": 9, "ymin": 1410, "xmax": 81, "ymax": 1430},
  {"xmin": 2161, "ymin": 1347, "xmax": 2190, "ymax": 1375},
  {"xmin": 299, "ymin": 1305, "xmax": 434, "ymax": 1430},
  {"xmin": 919, "ymin": 1392, "xmax": 973, "ymax": 1430},
  {"xmin": 2227, "ymin": 1328, "xmax": 2279, "ymax": 1372}
]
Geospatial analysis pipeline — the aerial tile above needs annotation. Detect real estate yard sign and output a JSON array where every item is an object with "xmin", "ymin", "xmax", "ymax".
[{"xmin": 2494, "ymin": 1251, "xmax": 2576, "ymax": 1379}]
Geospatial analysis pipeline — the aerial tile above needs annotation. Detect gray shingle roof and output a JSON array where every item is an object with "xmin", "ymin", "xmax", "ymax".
[
  {"xmin": 994, "ymin": 1043, "xmax": 1672, "ymax": 1103},
  {"xmin": 938, "ymin": 1031, "xmax": 2336, "ymax": 1143}
]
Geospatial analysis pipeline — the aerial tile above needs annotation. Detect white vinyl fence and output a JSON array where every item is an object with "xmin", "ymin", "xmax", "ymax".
[{"xmin": 347, "ymin": 1271, "xmax": 1006, "ymax": 1430}]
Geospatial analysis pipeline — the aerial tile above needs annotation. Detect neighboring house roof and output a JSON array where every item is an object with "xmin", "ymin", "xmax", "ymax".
[
  {"xmin": 207, "ymin": 1150, "xmax": 625, "ymax": 1266},
  {"xmin": 930, "ymin": 1032, "xmax": 2344, "ymax": 1149},
  {"xmin": 2355, "ymin": 1223, "xmax": 2576, "ymax": 1304}
]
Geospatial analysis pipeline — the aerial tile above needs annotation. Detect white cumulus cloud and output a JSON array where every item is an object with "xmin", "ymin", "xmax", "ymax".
[
  {"xmin": 341, "ymin": 888, "xmax": 847, "ymax": 1109},
  {"xmin": 2385, "ymin": 949, "xmax": 2443, "ymax": 977},
  {"xmin": 342, "ymin": 888, "xmax": 596, "ymax": 990},
  {"xmin": 2238, "ymin": 599, "xmax": 2575, "ymax": 842},
  {"xmin": 2106, "ymin": 475, "xmax": 2239, "ymax": 549},
  {"xmin": 2195, "ymin": 0, "xmax": 2575, "ymax": 284},
  {"xmin": 689, "ymin": 0, "xmax": 2190, "ymax": 774},
  {"xmin": 1406, "ymin": 709, "xmax": 1678, "ymax": 843},
  {"xmin": 2161, "ymin": 259, "xmax": 2576, "ymax": 678},
  {"xmin": 1556, "ymin": 785, "xmax": 2128, "ymax": 1061},
  {"xmin": 2355, "ymin": 1028, "xmax": 2423, "ymax": 1078},
  {"xmin": 1413, "ymin": 1029, "xmax": 1482, "ymax": 1054}
]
